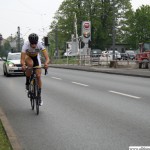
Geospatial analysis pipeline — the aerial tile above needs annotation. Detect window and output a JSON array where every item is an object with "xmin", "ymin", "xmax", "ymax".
[
  {"xmin": 143, "ymin": 43, "xmax": 150, "ymax": 51},
  {"xmin": 7, "ymin": 54, "xmax": 21, "ymax": 60}
]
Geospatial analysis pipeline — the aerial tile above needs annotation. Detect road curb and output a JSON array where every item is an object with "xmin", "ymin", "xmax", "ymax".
[
  {"xmin": 0, "ymin": 107, "xmax": 23, "ymax": 150},
  {"xmin": 49, "ymin": 65, "xmax": 150, "ymax": 78}
]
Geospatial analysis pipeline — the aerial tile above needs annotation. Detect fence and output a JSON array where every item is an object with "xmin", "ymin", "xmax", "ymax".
[{"xmin": 51, "ymin": 54, "xmax": 138, "ymax": 68}]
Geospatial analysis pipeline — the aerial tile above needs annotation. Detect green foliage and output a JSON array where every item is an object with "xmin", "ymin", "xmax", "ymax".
[
  {"xmin": 0, "ymin": 40, "xmax": 11, "ymax": 57},
  {"xmin": 48, "ymin": 0, "xmax": 150, "ymax": 51},
  {"xmin": 0, "ymin": 120, "xmax": 12, "ymax": 150},
  {"xmin": 126, "ymin": 5, "xmax": 150, "ymax": 48}
]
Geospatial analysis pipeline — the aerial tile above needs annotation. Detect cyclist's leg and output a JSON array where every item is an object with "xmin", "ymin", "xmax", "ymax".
[
  {"xmin": 36, "ymin": 69, "xmax": 42, "ymax": 101},
  {"xmin": 36, "ymin": 69, "xmax": 42, "ymax": 88},
  {"xmin": 32, "ymin": 54, "xmax": 42, "ymax": 88},
  {"xmin": 32, "ymin": 55, "xmax": 43, "ymax": 105},
  {"xmin": 25, "ymin": 56, "xmax": 33, "ymax": 89}
]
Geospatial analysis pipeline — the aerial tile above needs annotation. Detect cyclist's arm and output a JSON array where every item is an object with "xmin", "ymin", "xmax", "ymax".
[
  {"xmin": 42, "ymin": 49, "xmax": 50, "ymax": 68},
  {"xmin": 21, "ymin": 42, "xmax": 28, "ymax": 66},
  {"xmin": 21, "ymin": 52, "xmax": 26, "ymax": 65},
  {"xmin": 21, "ymin": 52, "xmax": 26, "ymax": 70}
]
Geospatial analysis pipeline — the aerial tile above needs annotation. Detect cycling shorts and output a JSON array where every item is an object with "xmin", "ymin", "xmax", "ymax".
[{"xmin": 26, "ymin": 54, "xmax": 41, "ymax": 67}]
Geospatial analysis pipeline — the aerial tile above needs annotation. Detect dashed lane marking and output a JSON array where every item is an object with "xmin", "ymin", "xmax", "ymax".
[
  {"xmin": 51, "ymin": 77, "xmax": 62, "ymax": 80},
  {"xmin": 72, "ymin": 82, "xmax": 89, "ymax": 87},
  {"xmin": 109, "ymin": 90, "xmax": 141, "ymax": 99}
]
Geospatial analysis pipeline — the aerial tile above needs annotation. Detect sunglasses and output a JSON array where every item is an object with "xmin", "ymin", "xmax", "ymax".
[{"xmin": 30, "ymin": 42, "xmax": 37, "ymax": 45}]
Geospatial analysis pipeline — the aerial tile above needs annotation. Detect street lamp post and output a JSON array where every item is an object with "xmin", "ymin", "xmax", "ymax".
[
  {"xmin": 112, "ymin": 0, "xmax": 116, "ymax": 60},
  {"xmin": 17, "ymin": 26, "xmax": 21, "ymax": 52}
]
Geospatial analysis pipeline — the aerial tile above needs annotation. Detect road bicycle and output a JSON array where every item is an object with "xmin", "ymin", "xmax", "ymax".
[{"xmin": 27, "ymin": 66, "xmax": 47, "ymax": 115}]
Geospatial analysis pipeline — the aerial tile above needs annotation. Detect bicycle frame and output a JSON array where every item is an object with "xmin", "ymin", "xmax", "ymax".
[{"xmin": 27, "ymin": 67, "xmax": 47, "ymax": 115}]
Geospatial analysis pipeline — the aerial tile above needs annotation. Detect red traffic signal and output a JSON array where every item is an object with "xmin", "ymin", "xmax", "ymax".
[{"xmin": 83, "ymin": 22, "xmax": 90, "ymax": 29}]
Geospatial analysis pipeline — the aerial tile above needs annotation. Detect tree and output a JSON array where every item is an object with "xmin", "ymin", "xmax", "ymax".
[
  {"xmin": 49, "ymin": 0, "xmax": 133, "ymax": 51},
  {"xmin": 1, "ymin": 40, "xmax": 11, "ymax": 57},
  {"xmin": 126, "ymin": 5, "xmax": 150, "ymax": 49}
]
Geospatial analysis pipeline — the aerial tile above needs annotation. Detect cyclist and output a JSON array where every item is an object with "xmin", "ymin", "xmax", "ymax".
[{"xmin": 21, "ymin": 33, "xmax": 50, "ymax": 106}]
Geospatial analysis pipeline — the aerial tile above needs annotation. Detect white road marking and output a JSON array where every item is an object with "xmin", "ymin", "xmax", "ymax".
[
  {"xmin": 72, "ymin": 82, "xmax": 89, "ymax": 87},
  {"xmin": 109, "ymin": 90, "xmax": 141, "ymax": 99},
  {"xmin": 51, "ymin": 77, "xmax": 62, "ymax": 80}
]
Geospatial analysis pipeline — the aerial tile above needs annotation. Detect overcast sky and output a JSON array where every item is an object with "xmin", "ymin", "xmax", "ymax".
[{"xmin": 0, "ymin": 0, "xmax": 149, "ymax": 40}]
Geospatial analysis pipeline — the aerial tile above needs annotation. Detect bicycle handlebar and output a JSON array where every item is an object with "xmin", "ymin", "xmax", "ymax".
[
  {"xmin": 44, "ymin": 68, "xmax": 48, "ymax": 75},
  {"xmin": 26, "ymin": 66, "xmax": 48, "ymax": 75}
]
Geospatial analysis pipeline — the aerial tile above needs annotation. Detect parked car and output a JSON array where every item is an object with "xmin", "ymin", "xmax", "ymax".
[
  {"xmin": 109, "ymin": 50, "xmax": 121, "ymax": 60},
  {"xmin": 90, "ymin": 49, "xmax": 102, "ymax": 57},
  {"xmin": 63, "ymin": 50, "xmax": 72, "ymax": 56},
  {"xmin": 3, "ymin": 52, "xmax": 24, "ymax": 76},
  {"xmin": 121, "ymin": 53, "xmax": 128, "ymax": 60},
  {"xmin": 101, "ymin": 50, "xmax": 121, "ymax": 60},
  {"xmin": 90, "ymin": 49, "xmax": 102, "ymax": 62},
  {"xmin": 63, "ymin": 50, "xmax": 78, "ymax": 57},
  {"xmin": 125, "ymin": 50, "xmax": 136, "ymax": 60}
]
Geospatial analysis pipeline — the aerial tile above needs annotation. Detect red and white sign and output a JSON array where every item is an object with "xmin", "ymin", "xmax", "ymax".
[
  {"xmin": 82, "ymin": 21, "xmax": 91, "ymax": 43},
  {"xmin": 83, "ymin": 22, "xmax": 90, "ymax": 30}
]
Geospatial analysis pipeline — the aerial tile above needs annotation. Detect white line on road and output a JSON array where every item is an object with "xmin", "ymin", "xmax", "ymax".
[
  {"xmin": 51, "ymin": 77, "xmax": 62, "ymax": 80},
  {"xmin": 109, "ymin": 90, "xmax": 141, "ymax": 99},
  {"xmin": 72, "ymin": 82, "xmax": 89, "ymax": 87}
]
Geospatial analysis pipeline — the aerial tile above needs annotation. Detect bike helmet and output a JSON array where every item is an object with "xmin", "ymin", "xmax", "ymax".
[{"xmin": 28, "ymin": 33, "xmax": 38, "ymax": 44}]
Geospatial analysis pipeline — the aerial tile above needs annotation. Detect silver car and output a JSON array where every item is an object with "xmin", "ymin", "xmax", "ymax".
[{"xmin": 3, "ymin": 52, "xmax": 24, "ymax": 76}]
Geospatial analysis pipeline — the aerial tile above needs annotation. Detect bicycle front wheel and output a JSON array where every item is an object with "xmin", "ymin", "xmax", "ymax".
[
  {"xmin": 36, "ymin": 97, "xmax": 39, "ymax": 115},
  {"xmin": 29, "ymin": 81, "xmax": 35, "ymax": 110},
  {"xmin": 30, "ymin": 96, "xmax": 34, "ymax": 110},
  {"xmin": 34, "ymin": 79, "xmax": 39, "ymax": 115}
]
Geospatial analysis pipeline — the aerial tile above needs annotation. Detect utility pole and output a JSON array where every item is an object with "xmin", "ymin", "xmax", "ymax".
[
  {"xmin": 74, "ymin": 13, "xmax": 78, "ymax": 40},
  {"xmin": 17, "ymin": 26, "xmax": 20, "ymax": 52},
  {"xmin": 112, "ymin": 0, "xmax": 116, "ymax": 60},
  {"xmin": 0, "ymin": 34, "xmax": 2, "ymax": 55},
  {"xmin": 74, "ymin": 13, "xmax": 79, "ymax": 55},
  {"xmin": 10, "ymin": 34, "xmax": 13, "ymax": 53}
]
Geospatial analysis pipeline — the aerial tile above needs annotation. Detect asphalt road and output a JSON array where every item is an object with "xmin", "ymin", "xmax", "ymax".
[{"xmin": 0, "ymin": 63, "xmax": 150, "ymax": 150}]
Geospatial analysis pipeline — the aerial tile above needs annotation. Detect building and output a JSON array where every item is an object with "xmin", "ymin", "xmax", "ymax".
[{"xmin": 107, "ymin": 44, "xmax": 131, "ymax": 53}]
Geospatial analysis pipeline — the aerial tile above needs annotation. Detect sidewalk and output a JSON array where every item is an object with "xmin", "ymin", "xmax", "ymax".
[
  {"xmin": 0, "ymin": 108, "xmax": 23, "ymax": 150},
  {"xmin": 50, "ymin": 64, "xmax": 150, "ymax": 78}
]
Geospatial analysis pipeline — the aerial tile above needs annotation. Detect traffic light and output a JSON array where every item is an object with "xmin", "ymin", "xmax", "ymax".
[
  {"xmin": 82, "ymin": 21, "xmax": 91, "ymax": 44},
  {"xmin": 44, "ymin": 36, "xmax": 49, "ymax": 46},
  {"xmin": 0, "ymin": 34, "xmax": 3, "ymax": 41},
  {"xmin": 83, "ymin": 31, "xmax": 91, "ymax": 38}
]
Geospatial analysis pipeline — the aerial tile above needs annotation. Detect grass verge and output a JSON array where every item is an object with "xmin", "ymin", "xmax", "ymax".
[{"xmin": 0, "ymin": 120, "xmax": 12, "ymax": 150}]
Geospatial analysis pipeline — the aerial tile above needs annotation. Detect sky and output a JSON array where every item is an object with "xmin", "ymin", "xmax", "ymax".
[{"xmin": 0, "ymin": 0, "xmax": 149, "ymax": 40}]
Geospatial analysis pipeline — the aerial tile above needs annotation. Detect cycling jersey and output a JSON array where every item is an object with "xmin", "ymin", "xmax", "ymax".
[
  {"xmin": 22, "ymin": 41, "xmax": 46, "ymax": 57},
  {"xmin": 22, "ymin": 41, "xmax": 46, "ymax": 67}
]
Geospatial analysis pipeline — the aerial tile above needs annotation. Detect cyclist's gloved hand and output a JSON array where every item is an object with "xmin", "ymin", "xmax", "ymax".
[
  {"xmin": 44, "ymin": 62, "xmax": 48, "ymax": 69},
  {"xmin": 22, "ymin": 65, "xmax": 26, "ymax": 71}
]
